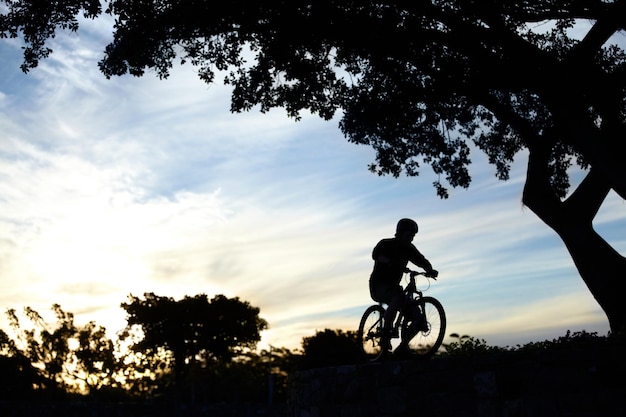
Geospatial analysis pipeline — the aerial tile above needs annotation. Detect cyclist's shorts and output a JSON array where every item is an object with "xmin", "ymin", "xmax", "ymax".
[{"xmin": 369, "ymin": 279, "xmax": 403, "ymax": 304}]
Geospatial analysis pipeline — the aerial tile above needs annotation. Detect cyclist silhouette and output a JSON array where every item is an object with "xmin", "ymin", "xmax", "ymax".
[{"xmin": 369, "ymin": 218, "xmax": 438, "ymax": 353}]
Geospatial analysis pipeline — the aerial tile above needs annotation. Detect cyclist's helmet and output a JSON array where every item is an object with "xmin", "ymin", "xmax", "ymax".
[{"xmin": 395, "ymin": 218, "xmax": 418, "ymax": 236}]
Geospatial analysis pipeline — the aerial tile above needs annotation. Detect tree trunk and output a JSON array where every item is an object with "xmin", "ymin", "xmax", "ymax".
[{"xmin": 522, "ymin": 145, "xmax": 626, "ymax": 336}]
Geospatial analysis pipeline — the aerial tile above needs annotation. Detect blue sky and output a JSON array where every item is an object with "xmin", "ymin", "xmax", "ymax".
[{"xmin": 0, "ymin": 17, "xmax": 621, "ymax": 351}]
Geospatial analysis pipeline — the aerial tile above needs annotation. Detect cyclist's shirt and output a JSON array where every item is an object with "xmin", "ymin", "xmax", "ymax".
[{"xmin": 370, "ymin": 237, "xmax": 432, "ymax": 287}]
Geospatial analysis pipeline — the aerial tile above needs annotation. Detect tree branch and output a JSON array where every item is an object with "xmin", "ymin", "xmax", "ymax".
[{"xmin": 564, "ymin": 168, "xmax": 612, "ymax": 221}]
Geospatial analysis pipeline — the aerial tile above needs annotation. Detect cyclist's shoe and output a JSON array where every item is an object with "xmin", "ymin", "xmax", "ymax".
[{"xmin": 393, "ymin": 344, "xmax": 414, "ymax": 360}]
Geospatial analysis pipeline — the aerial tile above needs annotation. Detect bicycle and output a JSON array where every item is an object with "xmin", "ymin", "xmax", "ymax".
[{"xmin": 358, "ymin": 269, "xmax": 446, "ymax": 361}]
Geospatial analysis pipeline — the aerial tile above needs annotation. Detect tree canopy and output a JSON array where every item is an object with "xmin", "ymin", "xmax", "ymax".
[
  {"xmin": 300, "ymin": 328, "xmax": 362, "ymax": 369},
  {"xmin": 2, "ymin": 298, "xmax": 278, "ymax": 402},
  {"xmin": 2, "ymin": 1, "xmax": 626, "ymax": 334},
  {"xmin": 121, "ymin": 293, "xmax": 268, "ymax": 374},
  {"xmin": 5, "ymin": 304, "xmax": 121, "ymax": 396}
]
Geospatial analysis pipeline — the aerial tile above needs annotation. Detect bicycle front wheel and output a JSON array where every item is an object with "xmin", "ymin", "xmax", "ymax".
[
  {"xmin": 401, "ymin": 296, "xmax": 446, "ymax": 357},
  {"xmin": 357, "ymin": 304, "xmax": 386, "ymax": 361}
]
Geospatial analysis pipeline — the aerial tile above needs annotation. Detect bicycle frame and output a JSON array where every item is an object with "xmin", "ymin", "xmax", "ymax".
[
  {"xmin": 388, "ymin": 271, "xmax": 428, "ymax": 338},
  {"xmin": 358, "ymin": 269, "xmax": 445, "ymax": 360}
]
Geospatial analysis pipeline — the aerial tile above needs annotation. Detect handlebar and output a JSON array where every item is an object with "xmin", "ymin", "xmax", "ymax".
[{"xmin": 405, "ymin": 268, "xmax": 437, "ymax": 280}]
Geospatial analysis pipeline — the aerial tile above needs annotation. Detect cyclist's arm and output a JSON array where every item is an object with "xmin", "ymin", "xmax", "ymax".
[{"xmin": 409, "ymin": 246, "xmax": 437, "ymax": 277}]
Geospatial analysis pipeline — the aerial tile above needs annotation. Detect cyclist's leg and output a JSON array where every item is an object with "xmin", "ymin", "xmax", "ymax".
[
  {"xmin": 380, "ymin": 286, "xmax": 404, "ymax": 350},
  {"xmin": 411, "ymin": 300, "xmax": 427, "ymax": 330},
  {"xmin": 383, "ymin": 296, "xmax": 402, "ymax": 334},
  {"xmin": 371, "ymin": 280, "xmax": 401, "ymax": 351},
  {"xmin": 395, "ymin": 298, "xmax": 420, "ymax": 353},
  {"xmin": 401, "ymin": 297, "xmax": 446, "ymax": 357}
]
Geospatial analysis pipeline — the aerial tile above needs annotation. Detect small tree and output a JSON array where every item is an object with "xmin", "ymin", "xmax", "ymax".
[
  {"xmin": 5, "ymin": 305, "xmax": 122, "ymax": 397},
  {"xmin": 0, "ymin": 329, "xmax": 43, "ymax": 400},
  {"xmin": 300, "ymin": 329, "xmax": 362, "ymax": 369},
  {"xmin": 121, "ymin": 293, "xmax": 268, "ymax": 381}
]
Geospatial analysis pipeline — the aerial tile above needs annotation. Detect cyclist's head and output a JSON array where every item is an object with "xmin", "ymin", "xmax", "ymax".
[{"xmin": 395, "ymin": 218, "xmax": 418, "ymax": 240}]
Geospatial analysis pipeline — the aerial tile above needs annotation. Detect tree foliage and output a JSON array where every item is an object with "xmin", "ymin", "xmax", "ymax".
[
  {"xmin": 171, "ymin": 346, "xmax": 299, "ymax": 404},
  {"xmin": 1, "ymin": 298, "xmax": 287, "ymax": 403},
  {"xmin": 300, "ymin": 328, "xmax": 362, "ymax": 369},
  {"xmin": 2, "ymin": 1, "xmax": 624, "ymax": 194},
  {"xmin": 120, "ymin": 293, "xmax": 268, "ymax": 378},
  {"xmin": 442, "ymin": 333, "xmax": 503, "ymax": 357},
  {"xmin": 0, "ymin": 328, "xmax": 43, "ymax": 400},
  {"xmin": 4, "ymin": 304, "xmax": 123, "ymax": 397}
]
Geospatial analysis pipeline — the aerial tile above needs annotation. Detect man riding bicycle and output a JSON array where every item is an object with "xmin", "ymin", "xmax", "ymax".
[{"xmin": 369, "ymin": 218, "xmax": 438, "ymax": 353}]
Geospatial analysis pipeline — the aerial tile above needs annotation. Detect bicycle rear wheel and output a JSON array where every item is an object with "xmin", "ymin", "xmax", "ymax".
[
  {"xmin": 357, "ymin": 304, "xmax": 386, "ymax": 361},
  {"xmin": 401, "ymin": 296, "xmax": 446, "ymax": 357}
]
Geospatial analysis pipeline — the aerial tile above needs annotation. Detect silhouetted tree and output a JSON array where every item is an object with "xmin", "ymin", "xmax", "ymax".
[
  {"xmin": 300, "ymin": 329, "xmax": 362, "ymax": 369},
  {"xmin": 259, "ymin": 346, "xmax": 301, "ymax": 403},
  {"xmin": 3, "ymin": 2, "xmax": 626, "ymax": 335},
  {"xmin": 177, "ymin": 347, "xmax": 297, "ymax": 404},
  {"xmin": 5, "ymin": 305, "xmax": 122, "ymax": 397},
  {"xmin": 0, "ymin": 329, "xmax": 43, "ymax": 400},
  {"xmin": 115, "ymin": 343, "xmax": 175, "ymax": 400},
  {"xmin": 121, "ymin": 293, "xmax": 268, "ymax": 383}
]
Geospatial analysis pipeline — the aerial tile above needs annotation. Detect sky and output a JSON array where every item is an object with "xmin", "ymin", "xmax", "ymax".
[{"xmin": 0, "ymin": 16, "xmax": 622, "ymax": 352}]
